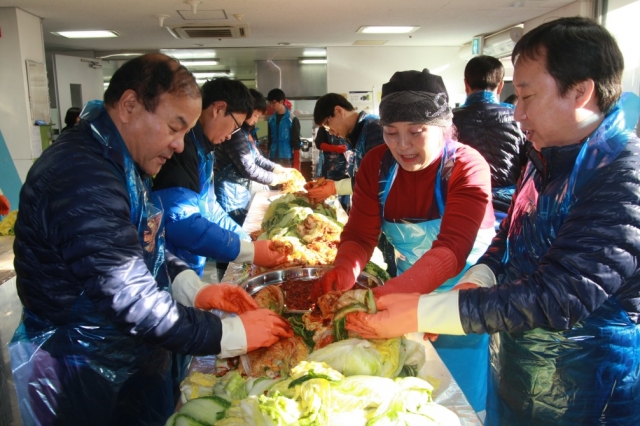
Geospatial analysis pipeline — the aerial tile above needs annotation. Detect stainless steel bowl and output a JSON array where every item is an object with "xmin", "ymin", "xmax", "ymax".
[{"xmin": 240, "ymin": 266, "xmax": 383, "ymax": 313}]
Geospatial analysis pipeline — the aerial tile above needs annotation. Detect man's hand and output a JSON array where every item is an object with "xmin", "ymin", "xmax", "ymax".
[
  {"xmin": 345, "ymin": 293, "xmax": 420, "ymax": 339},
  {"xmin": 194, "ymin": 284, "xmax": 259, "ymax": 314},
  {"xmin": 240, "ymin": 309, "xmax": 294, "ymax": 352}
]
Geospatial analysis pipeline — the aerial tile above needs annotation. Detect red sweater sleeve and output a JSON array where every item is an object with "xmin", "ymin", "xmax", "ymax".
[{"xmin": 340, "ymin": 142, "xmax": 493, "ymax": 275}]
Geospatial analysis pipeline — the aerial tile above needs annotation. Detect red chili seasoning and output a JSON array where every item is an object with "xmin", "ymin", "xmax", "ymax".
[{"xmin": 279, "ymin": 279, "xmax": 317, "ymax": 311}]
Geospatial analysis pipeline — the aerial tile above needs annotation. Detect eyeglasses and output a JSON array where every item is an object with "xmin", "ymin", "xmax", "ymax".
[
  {"xmin": 322, "ymin": 116, "xmax": 332, "ymax": 131},
  {"xmin": 229, "ymin": 112, "xmax": 242, "ymax": 136}
]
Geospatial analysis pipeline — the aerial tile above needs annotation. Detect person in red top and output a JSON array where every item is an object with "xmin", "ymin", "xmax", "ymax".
[{"xmin": 311, "ymin": 69, "xmax": 495, "ymax": 417}]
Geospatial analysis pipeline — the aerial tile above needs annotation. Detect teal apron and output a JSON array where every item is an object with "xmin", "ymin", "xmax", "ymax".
[{"xmin": 378, "ymin": 141, "xmax": 494, "ymax": 413}]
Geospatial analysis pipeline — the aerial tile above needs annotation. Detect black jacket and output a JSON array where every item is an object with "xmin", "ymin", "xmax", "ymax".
[{"xmin": 453, "ymin": 102, "xmax": 527, "ymax": 211}]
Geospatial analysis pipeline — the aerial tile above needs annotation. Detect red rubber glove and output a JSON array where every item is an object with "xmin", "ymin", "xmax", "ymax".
[
  {"xmin": 372, "ymin": 246, "xmax": 457, "ymax": 297},
  {"xmin": 292, "ymin": 150, "xmax": 301, "ymax": 171},
  {"xmin": 194, "ymin": 284, "xmax": 259, "ymax": 314},
  {"xmin": 240, "ymin": 309, "xmax": 294, "ymax": 352},
  {"xmin": 345, "ymin": 293, "xmax": 420, "ymax": 339},
  {"xmin": 306, "ymin": 180, "xmax": 337, "ymax": 203},
  {"xmin": 310, "ymin": 241, "xmax": 369, "ymax": 301},
  {"xmin": 0, "ymin": 195, "xmax": 9, "ymax": 216},
  {"xmin": 319, "ymin": 142, "xmax": 347, "ymax": 154},
  {"xmin": 253, "ymin": 240, "xmax": 287, "ymax": 268}
]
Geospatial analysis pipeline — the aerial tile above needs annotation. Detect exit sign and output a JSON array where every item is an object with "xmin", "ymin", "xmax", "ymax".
[{"xmin": 471, "ymin": 36, "xmax": 484, "ymax": 56}]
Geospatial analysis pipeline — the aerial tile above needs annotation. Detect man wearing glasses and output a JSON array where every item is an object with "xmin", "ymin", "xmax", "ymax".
[
  {"xmin": 153, "ymin": 78, "xmax": 287, "ymax": 279},
  {"xmin": 267, "ymin": 88, "xmax": 302, "ymax": 170}
]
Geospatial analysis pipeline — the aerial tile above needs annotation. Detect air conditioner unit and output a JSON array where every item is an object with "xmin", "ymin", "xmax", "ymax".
[
  {"xmin": 458, "ymin": 26, "xmax": 523, "ymax": 61},
  {"xmin": 166, "ymin": 24, "xmax": 249, "ymax": 39}
]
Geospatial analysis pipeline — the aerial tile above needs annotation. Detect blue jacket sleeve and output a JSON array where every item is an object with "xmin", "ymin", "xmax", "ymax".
[
  {"xmin": 460, "ymin": 139, "xmax": 640, "ymax": 334},
  {"xmin": 155, "ymin": 186, "xmax": 248, "ymax": 262}
]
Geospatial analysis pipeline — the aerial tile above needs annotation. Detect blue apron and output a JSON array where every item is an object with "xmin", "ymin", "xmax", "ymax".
[
  {"xmin": 10, "ymin": 100, "xmax": 173, "ymax": 425},
  {"xmin": 486, "ymin": 93, "xmax": 640, "ymax": 426},
  {"xmin": 378, "ymin": 141, "xmax": 494, "ymax": 414},
  {"xmin": 214, "ymin": 128, "xmax": 258, "ymax": 224}
]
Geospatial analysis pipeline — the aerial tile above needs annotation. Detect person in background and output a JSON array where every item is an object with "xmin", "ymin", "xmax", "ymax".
[
  {"xmin": 346, "ymin": 17, "xmax": 640, "ymax": 426},
  {"xmin": 10, "ymin": 54, "xmax": 292, "ymax": 426},
  {"xmin": 60, "ymin": 106, "xmax": 81, "ymax": 134},
  {"xmin": 308, "ymin": 94, "xmax": 384, "ymax": 203},
  {"xmin": 503, "ymin": 93, "xmax": 518, "ymax": 106},
  {"xmin": 267, "ymin": 88, "xmax": 301, "ymax": 171},
  {"xmin": 214, "ymin": 88, "xmax": 294, "ymax": 225},
  {"xmin": 312, "ymin": 69, "xmax": 496, "ymax": 415},
  {"xmin": 0, "ymin": 188, "xmax": 9, "ymax": 216},
  {"xmin": 453, "ymin": 55, "xmax": 528, "ymax": 222},
  {"xmin": 313, "ymin": 125, "xmax": 350, "ymax": 210},
  {"xmin": 153, "ymin": 78, "xmax": 288, "ymax": 279}
]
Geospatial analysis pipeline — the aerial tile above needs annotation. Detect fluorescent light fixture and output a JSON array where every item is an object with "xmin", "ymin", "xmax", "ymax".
[
  {"xmin": 193, "ymin": 71, "xmax": 233, "ymax": 79},
  {"xmin": 97, "ymin": 52, "xmax": 144, "ymax": 59},
  {"xmin": 161, "ymin": 49, "xmax": 216, "ymax": 59},
  {"xmin": 298, "ymin": 58, "xmax": 327, "ymax": 64},
  {"xmin": 52, "ymin": 30, "xmax": 119, "ymax": 38},
  {"xmin": 180, "ymin": 60, "xmax": 220, "ymax": 66},
  {"xmin": 303, "ymin": 48, "xmax": 327, "ymax": 57},
  {"xmin": 357, "ymin": 26, "xmax": 419, "ymax": 34}
]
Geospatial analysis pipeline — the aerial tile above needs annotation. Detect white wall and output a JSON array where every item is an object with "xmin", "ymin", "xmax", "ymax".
[
  {"xmin": 606, "ymin": 0, "xmax": 640, "ymax": 96},
  {"xmin": 326, "ymin": 46, "xmax": 467, "ymax": 111},
  {"xmin": 0, "ymin": 7, "xmax": 46, "ymax": 181},
  {"xmin": 523, "ymin": 0, "xmax": 594, "ymax": 32},
  {"xmin": 53, "ymin": 54, "xmax": 104, "ymax": 130}
]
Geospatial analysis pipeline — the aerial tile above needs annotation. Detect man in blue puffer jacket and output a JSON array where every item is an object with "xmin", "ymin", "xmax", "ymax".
[
  {"xmin": 453, "ymin": 55, "xmax": 529, "ymax": 218},
  {"xmin": 10, "ymin": 54, "xmax": 292, "ymax": 426},
  {"xmin": 153, "ymin": 78, "xmax": 287, "ymax": 278},
  {"xmin": 345, "ymin": 17, "xmax": 640, "ymax": 426}
]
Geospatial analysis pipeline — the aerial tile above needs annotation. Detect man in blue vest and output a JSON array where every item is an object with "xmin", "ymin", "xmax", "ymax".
[{"xmin": 267, "ymin": 88, "xmax": 301, "ymax": 170}]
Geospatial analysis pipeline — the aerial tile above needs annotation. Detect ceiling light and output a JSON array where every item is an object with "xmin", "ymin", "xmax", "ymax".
[
  {"xmin": 302, "ymin": 48, "xmax": 327, "ymax": 57},
  {"xmin": 180, "ymin": 60, "xmax": 219, "ymax": 66},
  {"xmin": 192, "ymin": 71, "xmax": 233, "ymax": 79},
  {"xmin": 52, "ymin": 30, "xmax": 119, "ymax": 38},
  {"xmin": 160, "ymin": 48, "xmax": 216, "ymax": 59},
  {"xmin": 298, "ymin": 58, "xmax": 327, "ymax": 64},
  {"xmin": 97, "ymin": 52, "xmax": 145, "ymax": 59},
  {"xmin": 357, "ymin": 26, "xmax": 419, "ymax": 34}
]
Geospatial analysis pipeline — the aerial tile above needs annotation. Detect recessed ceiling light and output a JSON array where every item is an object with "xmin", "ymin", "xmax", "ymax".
[
  {"xmin": 180, "ymin": 60, "xmax": 220, "ymax": 66},
  {"xmin": 357, "ymin": 26, "xmax": 419, "ymax": 34},
  {"xmin": 302, "ymin": 48, "xmax": 327, "ymax": 57},
  {"xmin": 278, "ymin": 42, "xmax": 290, "ymax": 46},
  {"xmin": 52, "ymin": 30, "xmax": 119, "ymax": 38},
  {"xmin": 298, "ymin": 58, "xmax": 327, "ymax": 64},
  {"xmin": 160, "ymin": 49, "xmax": 216, "ymax": 59}
]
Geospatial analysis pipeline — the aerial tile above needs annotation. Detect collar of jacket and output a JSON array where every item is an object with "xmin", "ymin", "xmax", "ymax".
[
  {"xmin": 192, "ymin": 121, "xmax": 215, "ymax": 153},
  {"xmin": 347, "ymin": 110, "xmax": 370, "ymax": 145},
  {"xmin": 463, "ymin": 90, "xmax": 500, "ymax": 106},
  {"xmin": 530, "ymin": 142, "xmax": 583, "ymax": 183}
]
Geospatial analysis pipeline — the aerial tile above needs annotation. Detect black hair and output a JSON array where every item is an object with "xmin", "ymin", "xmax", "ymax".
[
  {"xmin": 267, "ymin": 88, "xmax": 286, "ymax": 102},
  {"xmin": 104, "ymin": 53, "xmax": 200, "ymax": 113},
  {"xmin": 313, "ymin": 93, "xmax": 355, "ymax": 125},
  {"xmin": 464, "ymin": 55, "xmax": 504, "ymax": 91},
  {"xmin": 64, "ymin": 107, "xmax": 81, "ymax": 127},
  {"xmin": 201, "ymin": 78, "xmax": 253, "ymax": 118},
  {"xmin": 249, "ymin": 88, "xmax": 267, "ymax": 114},
  {"xmin": 512, "ymin": 16, "xmax": 623, "ymax": 114},
  {"xmin": 503, "ymin": 94, "xmax": 518, "ymax": 106}
]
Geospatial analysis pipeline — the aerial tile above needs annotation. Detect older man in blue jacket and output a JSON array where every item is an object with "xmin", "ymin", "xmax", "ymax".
[
  {"xmin": 10, "ymin": 54, "xmax": 291, "ymax": 426},
  {"xmin": 346, "ymin": 17, "xmax": 640, "ymax": 426}
]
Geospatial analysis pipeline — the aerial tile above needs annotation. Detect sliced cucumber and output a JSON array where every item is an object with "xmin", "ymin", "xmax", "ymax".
[
  {"xmin": 177, "ymin": 397, "xmax": 228, "ymax": 425},
  {"xmin": 174, "ymin": 414, "xmax": 207, "ymax": 426},
  {"xmin": 333, "ymin": 302, "xmax": 368, "ymax": 321},
  {"xmin": 365, "ymin": 289, "xmax": 377, "ymax": 314}
]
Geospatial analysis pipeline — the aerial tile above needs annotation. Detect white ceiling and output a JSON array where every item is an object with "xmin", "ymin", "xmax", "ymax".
[{"xmin": 2, "ymin": 0, "xmax": 576, "ymax": 77}]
